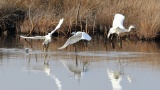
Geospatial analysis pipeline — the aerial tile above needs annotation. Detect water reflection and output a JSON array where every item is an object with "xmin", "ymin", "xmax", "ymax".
[
  {"xmin": 1, "ymin": 37, "xmax": 160, "ymax": 90},
  {"xmin": 43, "ymin": 53, "xmax": 62, "ymax": 90},
  {"xmin": 107, "ymin": 59, "xmax": 124, "ymax": 90},
  {"xmin": 107, "ymin": 56, "xmax": 137, "ymax": 90},
  {"xmin": 28, "ymin": 61, "xmax": 62, "ymax": 90},
  {"xmin": 61, "ymin": 54, "xmax": 89, "ymax": 81},
  {"xmin": 107, "ymin": 68, "xmax": 122, "ymax": 90}
]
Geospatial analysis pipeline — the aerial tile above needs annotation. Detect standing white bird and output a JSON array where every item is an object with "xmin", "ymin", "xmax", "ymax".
[
  {"xmin": 20, "ymin": 18, "xmax": 64, "ymax": 51},
  {"xmin": 58, "ymin": 31, "xmax": 91, "ymax": 52},
  {"xmin": 107, "ymin": 14, "xmax": 135, "ymax": 38}
]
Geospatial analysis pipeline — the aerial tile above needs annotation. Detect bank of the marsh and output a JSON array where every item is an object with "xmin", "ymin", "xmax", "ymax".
[{"xmin": 0, "ymin": 0, "xmax": 160, "ymax": 40}]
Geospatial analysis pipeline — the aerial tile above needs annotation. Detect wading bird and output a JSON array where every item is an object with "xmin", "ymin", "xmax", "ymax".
[
  {"xmin": 58, "ymin": 31, "xmax": 91, "ymax": 52},
  {"xmin": 107, "ymin": 14, "xmax": 135, "ymax": 40},
  {"xmin": 20, "ymin": 18, "xmax": 64, "ymax": 51}
]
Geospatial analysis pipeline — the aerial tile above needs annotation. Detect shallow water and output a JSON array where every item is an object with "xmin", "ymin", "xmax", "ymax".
[{"xmin": 0, "ymin": 36, "xmax": 160, "ymax": 90}]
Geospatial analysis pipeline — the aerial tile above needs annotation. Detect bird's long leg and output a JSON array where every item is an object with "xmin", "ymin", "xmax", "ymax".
[
  {"xmin": 75, "ymin": 54, "xmax": 78, "ymax": 66},
  {"xmin": 120, "ymin": 37, "xmax": 122, "ymax": 48},
  {"xmin": 73, "ymin": 44, "xmax": 77, "ymax": 54},
  {"xmin": 117, "ymin": 35, "xmax": 121, "ymax": 47},
  {"xmin": 44, "ymin": 53, "xmax": 49, "ymax": 64},
  {"xmin": 110, "ymin": 34, "xmax": 116, "ymax": 49},
  {"xmin": 117, "ymin": 35, "xmax": 122, "ymax": 48},
  {"xmin": 110, "ymin": 34, "xmax": 113, "ymax": 42},
  {"xmin": 42, "ymin": 45, "xmax": 45, "ymax": 51},
  {"xmin": 43, "ymin": 43, "xmax": 49, "ymax": 52},
  {"xmin": 46, "ymin": 43, "xmax": 49, "ymax": 52},
  {"xmin": 43, "ymin": 44, "xmax": 47, "ymax": 52},
  {"xmin": 125, "ymin": 38, "xmax": 130, "ymax": 42},
  {"xmin": 111, "ymin": 40, "xmax": 115, "ymax": 49},
  {"xmin": 83, "ymin": 40, "xmax": 89, "ymax": 49},
  {"xmin": 43, "ymin": 44, "xmax": 46, "ymax": 52}
]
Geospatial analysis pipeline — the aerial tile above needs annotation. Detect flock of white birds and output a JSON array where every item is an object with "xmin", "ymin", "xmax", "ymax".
[{"xmin": 20, "ymin": 13, "xmax": 136, "ymax": 52}]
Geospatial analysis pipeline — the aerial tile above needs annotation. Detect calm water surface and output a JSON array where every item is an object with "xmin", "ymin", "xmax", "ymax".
[{"xmin": 0, "ymin": 36, "xmax": 160, "ymax": 90}]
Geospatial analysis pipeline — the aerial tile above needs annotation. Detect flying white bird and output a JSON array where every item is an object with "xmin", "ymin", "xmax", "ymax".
[
  {"xmin": 107, "ymin": 14, "xmax": 135, "ymax": 38},
  {"xmin": 20, "ymin": 18, "xmax": 64, "ymax": 51},
  {"xmin": 58, "ymin": 31, "xmax": 91, "ymax": 51}
]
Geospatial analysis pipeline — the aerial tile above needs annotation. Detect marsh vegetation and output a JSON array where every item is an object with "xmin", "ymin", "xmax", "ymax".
[{"xmin": 0, "ymin": 0, "xmax": 160, "ymax": 40}]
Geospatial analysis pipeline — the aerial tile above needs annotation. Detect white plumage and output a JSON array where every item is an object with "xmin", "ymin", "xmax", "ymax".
[
  {"xmin": 58, "ymin": 31, "xmax": 91, "ymax": 49},
  {"xmin": 107, "ymin": 14, "xmax": 135, "ymax": 38},
  {"xmin": 20, "ymin": 18, "xmax": 64, "ymax": 45}
]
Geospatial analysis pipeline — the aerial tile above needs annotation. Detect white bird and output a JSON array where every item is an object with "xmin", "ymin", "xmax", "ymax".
[
  {"xmin": 58, "ymin": 31, "xmax": 91, "ymax": 51},
  {"xmin": 20, "ymin": 18, "xmax": 64, "ymax": 51},
  {"xmin": 107, "ymin": 14, "xmax": 135, "ymax": 38}
]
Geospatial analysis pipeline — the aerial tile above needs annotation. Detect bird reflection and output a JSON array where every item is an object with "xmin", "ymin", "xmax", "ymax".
[
  {"xmin": 107, "ymin": 59, "xmax": 124, "ymax": 90},
  {"xmin": 28, "ymin": 63, "xmax": 62, "ymax": 90},
  {"xmin": 44, "ymin": 64, "xmax": 62, "ymax": 90},
  {"xmin": 26, "ymin": 50, "xmax": 62, "ymax": 90},
  {"xmin": 127, "ymin": 75, "xmax": 132, "ymax": 84},
  {"xmin": 107, "ymin": 68, "xmax": 122, "ymax": 90},
  {"xmin": 107, "ymin": 58, "xmax": 134, "ymax": 90},
  {"xmin": 44, "ymin": 52, "xmax": 50, "ymax": 64},
  {"xmin": 61, "ymin": 54, "xmax": 89, "ymax": 81}
]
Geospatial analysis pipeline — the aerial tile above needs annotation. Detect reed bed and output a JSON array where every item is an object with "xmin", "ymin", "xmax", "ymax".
[{"xmin": 1, "ymin": 0, "xmax": 160, "ymax": 40}]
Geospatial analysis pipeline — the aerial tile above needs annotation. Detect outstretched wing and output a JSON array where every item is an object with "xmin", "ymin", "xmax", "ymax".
[
  {"xmin": 112, "ymin": 14, "xmax": 125, "ymax": 29},
  {"xmin": 58, "ymin": 35, "xmax": 81, "ymax": 49},
  {"xmin": 50, "ymin": 18, "xmax": 64, "ymax": 35},
  {"xmin": 20, "ymin": 35, "xmax": 46, "ymax": 39},
  {"xmin": 81, "ymin": 32, "xmax": 91, "ymax": 41},
  {"xmin": 108, "ymin": 14, "xmax": 125, "ymax": 38}
]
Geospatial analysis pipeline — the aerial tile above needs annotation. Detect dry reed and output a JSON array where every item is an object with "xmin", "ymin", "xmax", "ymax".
[{"xmin": 1, "ymin": 0, "xmax": 160, "ymax": 40}]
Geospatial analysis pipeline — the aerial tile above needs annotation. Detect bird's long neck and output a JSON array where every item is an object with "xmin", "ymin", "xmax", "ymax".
[
  {"xmin": 48, "ymin": 33, "xmax": 51, "ymax": 36},
  {"xmin": 127, "ymin": 26, "xmax": 133, "ymax": 32}
]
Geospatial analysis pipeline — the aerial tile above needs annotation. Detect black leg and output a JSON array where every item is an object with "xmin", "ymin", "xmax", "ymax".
[
  {"xmin": 44, "ymin": 43, "xmax": 49, "ymax": 52},
  {"xmin": 120, "ymin": 37, "xmax": 122, "ymax": 48},
  {"xmin": 46, "ymin": 43, "xmax": 49, "ymax": 52},
  {"xmin": 75, "ymin": 54, "xmax": 78, "ymax": 66},
  {"xmin": 73, "ymin": 44, "xmax": 77, "ymax": 54}
]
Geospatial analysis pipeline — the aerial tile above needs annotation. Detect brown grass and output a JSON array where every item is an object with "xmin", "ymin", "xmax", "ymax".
[{"xmin": 1, "ymin": 0, "xmax": 160, "ymax": 39}]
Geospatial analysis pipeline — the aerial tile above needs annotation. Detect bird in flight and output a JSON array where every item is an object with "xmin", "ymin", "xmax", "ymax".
[
  {"xmin": 20, "ymin": 18, "xmax": 64, "ymax": 51},
  {"xmin": 107, "ymin": 14, "xmax": 135, "ymax": 40},
  {"xmin": 58, "ymin": 31, "xmax": 91, "ymax": 53}
]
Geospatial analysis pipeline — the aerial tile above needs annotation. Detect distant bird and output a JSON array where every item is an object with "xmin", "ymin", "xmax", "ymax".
[
  {"xmin": 58, "ymin": 31, "xmax": 91, "ymax": 52},
  {"xmin": 107, "ymin": 14, "xmax": 135, "ymax": 39},
  {"xmin": 20, "ymin": 18, "xmax": 64, "ymax": 51}
]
